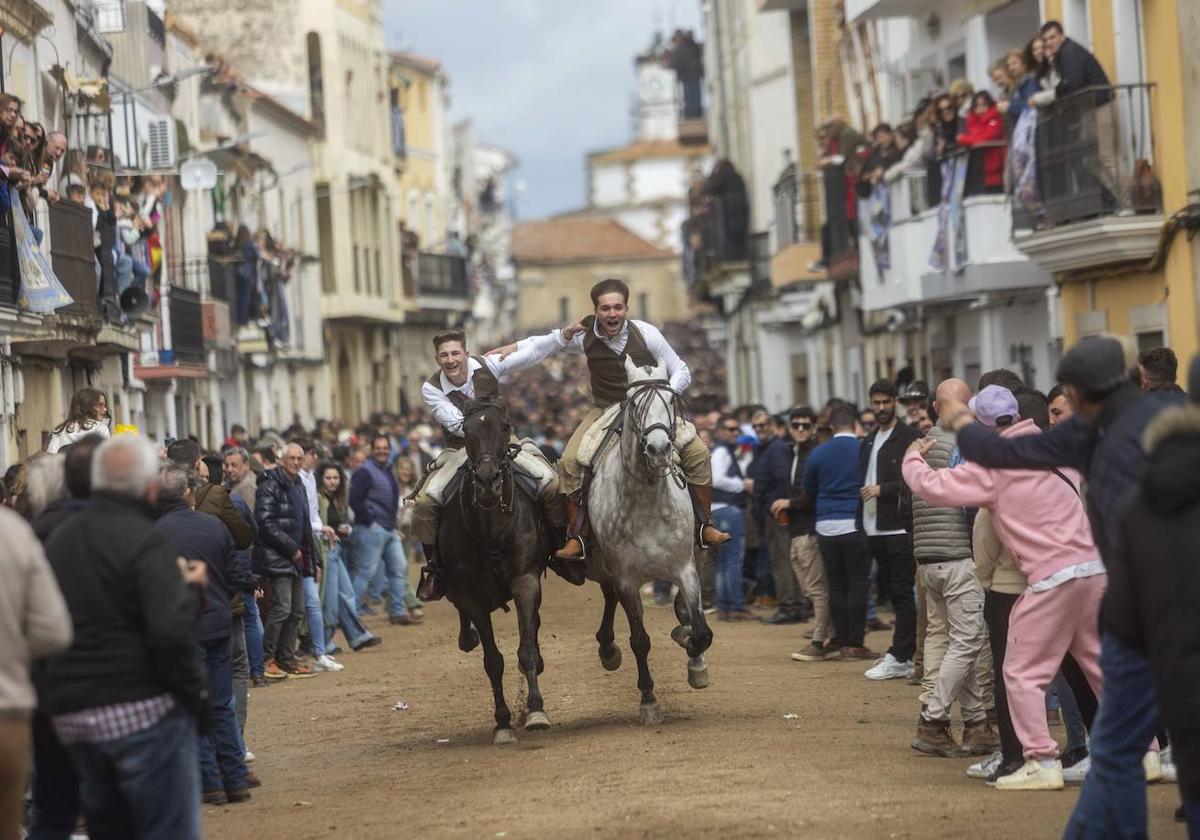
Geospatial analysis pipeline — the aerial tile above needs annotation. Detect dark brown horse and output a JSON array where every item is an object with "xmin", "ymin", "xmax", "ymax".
[{"xmin": 439, "ymin": 396, "xmax": 550, "ymax": 744}]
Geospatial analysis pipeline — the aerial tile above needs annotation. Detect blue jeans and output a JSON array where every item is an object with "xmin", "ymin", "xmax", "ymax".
[
  {"xmin": 242, "ymin": 594, "xmax": 265, "ymax": 678},
  {"xmin": 1064, "ymin": 632, "xmax": 1159, "ymax": 839},
  {"xmin": 352, "ymin": 524, "xmax": 409, "ymax": 619},
  {"xmin": 65, "ymin": 710, "xmax": 201, "ymax": 840},
  {"xmin": 193, "ymin": 637, "xmax": 247, "ymax": 793},
  {"xmin": 866, "ymin": 559, "xmax": 879, "ymax": 621},
  {"xmin": 1051, "ymin": 669, "xmax": 1089, "ymax": 754},
  {"xmin": 322, "ymin": 543, "xmax": 373, "ymax": 649},
  {"xmin": 302, "ymin": 576, "xmax": 326, "ymax": 657},
  {"xmin": 713, "ymin": 506, "xmax": 746, "ymax": 612}
]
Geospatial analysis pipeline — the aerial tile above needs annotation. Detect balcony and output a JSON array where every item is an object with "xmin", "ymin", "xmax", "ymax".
[
  {"xmin": 0, "ymin": 204, "xmax": 18, "ymax": 308},
  {"xmin": 843, "ymin": 0, "xmax": 935, "ymax": 24},
  {"xmin": 1013, "ymin": 84, "xmax": 1163, "ymax": 274},
  {"xmin": 858, "ymin": 145, "xmax": 1051, "ymax": 314},
  {"xmin": 417, "ymin": 252, "xmax": 469, "ymax": 310},
  {"xmin": 48, "ymin": 202, "xmax": 98, "ymax": 320},
  {"xmin": 819, "ymin": 163, "xmax": 859, "ymax": 281},
  {"xmin": 768, "ymin": 164, "xmax": 824, "ymax": 288}
]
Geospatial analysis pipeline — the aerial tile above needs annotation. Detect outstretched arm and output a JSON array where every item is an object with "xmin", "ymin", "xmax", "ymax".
[
  {"xmin": 483, "ymin": 330, "xmax": 564, "ymax": 381},
  {"xmin": 956, "ymin": 416, "xmax": 1088, "ymax": 471},
  {"xmin": 637, "ymin": 322, "xmax": 692, "ymax": 393},
  {"xmin": 901, "ymin": 445, "xmax": 997, "ymax": 509}
]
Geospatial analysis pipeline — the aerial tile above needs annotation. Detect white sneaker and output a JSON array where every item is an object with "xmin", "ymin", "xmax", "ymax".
[
  {"xmin": 994, "ymin": 758, "xmax": 1064, "ymax": 791},
  {"xmin": 967, "ymin": 751, "xmax": 1002, "ymax": 780},
  {"xmin": 1161, "ymin": 746, "xmax": 1177, "ymax": 783},
  {"xmin": 244, "ymin": 750, "xmax": 256, "ymax": 763},
  {"xmin": 314, "ymin": 654, "xmax": 345, "ymax": 672},
  {"xmin": 1144, "ymin": 750, "xmax": 1163, "ymax": 783},
  {"xmin": 1062, "ymin": 754, "xmax": 1091, "ymax": 784},
  {"xmin": 864, "ymin": 653, "xmax": 914, "ymax": 681}
]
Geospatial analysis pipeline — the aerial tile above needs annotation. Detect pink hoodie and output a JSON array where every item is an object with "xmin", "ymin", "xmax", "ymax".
[{"xmin": 901, "ymin": 419, "xmax": 1099, "ymax": 585}]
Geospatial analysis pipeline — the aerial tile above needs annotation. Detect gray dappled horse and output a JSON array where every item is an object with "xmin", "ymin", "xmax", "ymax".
[
  {"xmin": 586, "ymin": 357, "xmax": 713, "ymax": 724},
  {"xmin": 439, "ymin": 396, "xmax": 550, "ymax": 744}
]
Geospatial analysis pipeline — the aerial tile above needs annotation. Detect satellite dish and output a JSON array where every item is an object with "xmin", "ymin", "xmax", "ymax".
[{"xmin": 180, "ymin": 158, "xmax": 218, "ymax": 191}]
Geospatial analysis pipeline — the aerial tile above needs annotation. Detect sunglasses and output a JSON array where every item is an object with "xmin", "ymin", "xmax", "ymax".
[
  {"xmin": 721, "ymin": 426, "xmax": 740, "ymax": 433},
  {"xmin": 791, "ymin": 421, "xmax": 813, "ymax": 430},
  {"xmin": 752, "ymin": 423, "xmax": 769, "ymax": 431}
]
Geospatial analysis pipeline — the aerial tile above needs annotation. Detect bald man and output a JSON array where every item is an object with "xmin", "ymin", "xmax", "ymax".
[{"xmin": 908, "ymin": 379, "xmax": 999, "ymax": 759}]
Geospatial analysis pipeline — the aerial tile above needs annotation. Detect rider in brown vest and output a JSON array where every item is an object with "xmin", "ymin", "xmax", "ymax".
[
  {"xmin": 487, "ymin": 278, "xmax": 731, "ymax": 561},
  {"xmin": 413, "ymin": 328, "xmax": 580, "ymax": 601}
]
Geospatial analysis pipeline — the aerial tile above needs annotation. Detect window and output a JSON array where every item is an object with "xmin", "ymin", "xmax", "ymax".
[
  {"xmin": 316, "ymin": 186, "xmax": 334, "ymax": 293},
  {"xmin": 353, "ymin": 245, "xmax": 361, "ymax": 293},
  {"xmin": 559, "ymin": 296, "xmax": 570, "ymax": 324},
  {"xmin": 638, "ymin": 292, "xmax": 649, "ymax": 320},
  {"xmin": 306, "ymin": 33, "xmax": 325, "ymax": 130},
  {"xmin": 1136, "ymin": 330, "xmax": 1164, "ymax": 352}
]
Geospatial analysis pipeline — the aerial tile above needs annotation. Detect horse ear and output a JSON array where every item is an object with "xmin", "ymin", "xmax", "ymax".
[{"xmin": 623, "ymin": 355, "xmax": 640, "ymax": 380}]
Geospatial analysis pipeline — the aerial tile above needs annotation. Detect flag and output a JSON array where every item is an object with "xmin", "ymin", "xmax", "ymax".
[{"xmin": 11, "ymin": 186, "xmax": 74, "ymax": 313}]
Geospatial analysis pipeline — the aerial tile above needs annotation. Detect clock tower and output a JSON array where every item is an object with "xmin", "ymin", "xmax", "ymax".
[{"xmin": 634, "ymin": 40, "xmax": 679, "ymax": 142}]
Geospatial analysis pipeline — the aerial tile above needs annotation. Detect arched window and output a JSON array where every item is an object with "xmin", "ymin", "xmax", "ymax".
[{"xmin": 306, "ymin": 33, "xmax": 325, "ymax": 131}]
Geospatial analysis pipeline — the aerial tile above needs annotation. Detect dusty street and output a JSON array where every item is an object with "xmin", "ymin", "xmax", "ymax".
[{"xmin": 206, "ymin": 577, "xmax": 1184, "ymax": 840}]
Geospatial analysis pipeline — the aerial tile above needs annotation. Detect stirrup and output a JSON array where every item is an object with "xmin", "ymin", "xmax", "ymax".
[
  {"xmin": 555, "ymin": 534, "xmax": 587, "ymax": 563},
  {"xmin": 696, "ymin": 521, "xmax": 728, "ymax": 550}
]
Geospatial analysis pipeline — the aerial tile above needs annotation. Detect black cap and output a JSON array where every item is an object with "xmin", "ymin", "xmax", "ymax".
[
  {"xmin": 1056, "ymin": 336, "xmax": 1129, "ymax": 400},
  {"xmin": 899, "ymin": 380, "xmax": 929, "ymax": 402}
]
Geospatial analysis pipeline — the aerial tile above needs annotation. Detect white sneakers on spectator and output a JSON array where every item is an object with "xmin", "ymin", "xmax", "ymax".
[
  {"xmin": 1144, "ymin": 749, "xmax": 1163, "ymax": 783},
  {"xmin": 1062, "ymin": 754, "xmax": 1091, "ymax": 784},
  {"xmin": 314, "ymin": 654, "xmax": 345, "ymax": 672},
  {"xmin": 244, "ymin": 750, "xmax": 256, "ymax": 763},
  {"xmin": 967, "ymin": 751, "xmax": 1002, "ymax": 780},
  {"xmin": 994, "ymin": 758, "xmax": 1064, "ymax": 791},
  {"xmin": 1161, "ymin": 746, "xmax": 1178, "ymax": 783},
  {"xmin": 864, "ymin": 653, "xmax": 914, "ymax": 681}
]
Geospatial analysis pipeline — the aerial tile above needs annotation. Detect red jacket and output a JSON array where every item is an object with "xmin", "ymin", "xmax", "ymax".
[{"xmin": 957, "ymin": 106, "xmax": 1006, "ymax": 187}]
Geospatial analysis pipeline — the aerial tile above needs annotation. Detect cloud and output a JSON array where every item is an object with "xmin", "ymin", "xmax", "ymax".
[{"xmin": 385, "ymin": 0, "xmax": 703, "ymax": 217}]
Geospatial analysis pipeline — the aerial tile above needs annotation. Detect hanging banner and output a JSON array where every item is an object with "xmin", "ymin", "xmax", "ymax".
[
  {"xmin": 867, "ymin": 180, "xmax": 892, "ymax": 273},
  {"xmin": 11, "ymin": 186, "xmax": 74, "ymax": 312},
  {"xmin": 928, "ymin": 154, "xmax": 969, "ymax": 274}
]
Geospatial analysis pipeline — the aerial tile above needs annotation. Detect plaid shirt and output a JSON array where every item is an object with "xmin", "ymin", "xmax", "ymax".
[{"xmin": 51, "ymin": 694, "xmax": 177, "ymax": 745}]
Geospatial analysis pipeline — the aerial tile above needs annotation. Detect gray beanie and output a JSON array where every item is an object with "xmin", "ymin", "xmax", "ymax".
[{"xmin": 1056, "ymin": 336, "xmax": 1130, "ymax": 400}]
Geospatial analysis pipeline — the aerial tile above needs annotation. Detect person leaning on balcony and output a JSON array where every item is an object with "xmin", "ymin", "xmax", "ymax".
[
  {"xmin": 999, "ymin": 50, "xmax": 1041, "ymax": 120},
  {"xmin": 1039, "ymin": 20, "xmax": 1109, "ymax": 101},
  {"xmin": 47, "ymin": 389, "xmax": 112, "ymax": 454},
  {"xmin": 957, "ymin": 92, "xmax": 1006, "ymax": 195}
]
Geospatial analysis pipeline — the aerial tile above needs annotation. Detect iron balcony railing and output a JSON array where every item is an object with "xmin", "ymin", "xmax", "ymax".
[
  {"xmin": 772, "ymin": 164, "xmax": 821, "ymax": 249},
  {"xmin": 0, "ymin": 202, "xmax": 18, "ymax": 307},
  {"xmin": 1034, "ymin": 83, "xmax": 1159, "ymax": 227},
  {"xmin": 821, "ymin": 162, "xmax": 856, "ymax": 270},
  {"xmin": 417, "ymin": 252, "xmax": 469, "ymax": 297}
]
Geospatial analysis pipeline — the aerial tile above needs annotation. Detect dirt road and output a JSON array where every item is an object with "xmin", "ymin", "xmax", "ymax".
[{"xmin": 206, "ymin": 577, "xmax": 1183, "ymax": 839}]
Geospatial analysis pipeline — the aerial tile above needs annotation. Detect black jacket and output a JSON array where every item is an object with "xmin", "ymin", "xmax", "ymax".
[
  {"xmin": 40, "ymin": 492, "xmax": 205, "ymax": 717},
  {"xmin": 857, "ymin": 421, "xmax": 920, "ymax": 532},
  {"xmin": 956, "ymin": 385, "xmax": 1185, "ymax": 562},
  {"xmin": 747, "ymin": 436, "xmax": 793, "ymax": 523},
  {"xmin": 785, "ymin": 438, "xmax": 818, "ymax": 537},
  {"xmin": 1053, "ymin": 38, "xmax": 1111, "ymax": 99},
  {"xmin": 1104, "ymin": 405, "xmax": 1200, "ymax": 801},
  {"xmin": 156, "ymin": 502, "xmax": 255, "ymax": 642},
  {"xmin": 32, "ymin": 496, "xmax": 86, "ymax": 543},
  {"xmin": 254, "ymin": 467, "xmax": 313, "ymax": 578}
]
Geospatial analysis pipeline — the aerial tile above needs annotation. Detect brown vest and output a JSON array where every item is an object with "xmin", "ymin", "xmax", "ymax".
[
  {"xmin": 426, "ymin": 355, "xmax": 500, "ymax": 449},
  {"xmin": 582, "ymin": 316, "xmax": 657, "ymax": 408}
]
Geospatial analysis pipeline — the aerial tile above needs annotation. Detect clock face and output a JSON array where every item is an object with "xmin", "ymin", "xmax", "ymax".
[{"xmin": 640, "ymin": 74, "xmax": 668, "ymax": 102}]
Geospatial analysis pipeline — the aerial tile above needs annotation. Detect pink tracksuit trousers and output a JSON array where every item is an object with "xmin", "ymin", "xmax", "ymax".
[{"xmin": 1004, "ymin": 574, "xmax": 1106, "ymax": 760}]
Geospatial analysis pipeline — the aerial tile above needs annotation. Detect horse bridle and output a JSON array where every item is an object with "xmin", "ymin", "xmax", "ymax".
[
  {"xmin": 461, "ymin": 401, "xmax": 518, "ymax": 514},
  {"xmin": 624, "ymin": 377, "xmax": 686, "ymax": 487}
]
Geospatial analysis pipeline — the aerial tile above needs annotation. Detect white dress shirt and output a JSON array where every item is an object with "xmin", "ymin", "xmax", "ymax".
[
  {"xmin": 421, "ymin": 331, "xmax": 561, "ymax": 436},
  {"xmin": 552, "ymin": 318, "xmax": 692, "ymax": 394},
  {"xmin": 710, "ymin": 445, "xmax": 744, "ymax": 511},
  {"xmin": 299, "ymin": 468, "xmax": 322, "ymax": 535}
]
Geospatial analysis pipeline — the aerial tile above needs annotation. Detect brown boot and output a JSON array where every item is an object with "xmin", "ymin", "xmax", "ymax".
[
  {"xmin": 554, "ymin": 498, "xmax": 587, "ymax": 562},
  {"xmin": 911, "ymin": 717, "xmax": 968, "ymax": 758},
  {"xmin": 416, "ymin": 544, "xmax": 446, "ymax": 602},
  {"xmin": 962, "ymin": 717, "xmax": 1002, "ymax": 756},
  {"xmin": 690, "ymin": 484, "xmax": 731, "ymax": 547}
]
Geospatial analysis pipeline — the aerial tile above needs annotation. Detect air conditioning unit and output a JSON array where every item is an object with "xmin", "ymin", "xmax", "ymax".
[{"xmin": 146, "ymin": 118, "xmax": 176, "ymax": 170}]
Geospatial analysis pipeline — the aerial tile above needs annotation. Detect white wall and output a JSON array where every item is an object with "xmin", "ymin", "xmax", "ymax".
[
  {"xmin": 591, "ymin": 164, "xmax": 628, "ymax": 207},
  {"xmin": 631, "ymin": 158, "xmax": 687, "ymax": 203}
]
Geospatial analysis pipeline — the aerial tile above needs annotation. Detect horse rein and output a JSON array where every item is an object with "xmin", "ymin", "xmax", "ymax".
[
  {"xmin": 623, "ymin": 377, "xmax": 686, "ymax": 488},
  {"xmin": 459, "ymin": 402, "xmax": 521, "ymax": 559}
]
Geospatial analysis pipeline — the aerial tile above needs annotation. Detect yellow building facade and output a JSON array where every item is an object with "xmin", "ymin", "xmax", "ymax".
[
  {"xmin": 1042, "ymin": 0, "xmax": 1198, "ymax": 370},
  {"xmin": 391, "ymin": 52, "xmax": 450, "ymax": 252}
]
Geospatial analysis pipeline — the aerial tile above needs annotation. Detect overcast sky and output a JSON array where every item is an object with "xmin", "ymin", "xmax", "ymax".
[{"xmin": 383, "ymin": 0, "xmax": 703, "ymax": 219}]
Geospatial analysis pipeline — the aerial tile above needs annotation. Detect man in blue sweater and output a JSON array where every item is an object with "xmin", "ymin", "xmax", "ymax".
[
  {"xmin": 801, "ymin": 403, "xmax": 875, "ymax": 660},
  {"xmin": 349, "ymin": 434, "xmax": 419, "ymax": 626}
]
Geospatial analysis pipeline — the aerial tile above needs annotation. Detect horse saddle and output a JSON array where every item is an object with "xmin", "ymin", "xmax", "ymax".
[
  {"xmin": 429, "ymin": 440, "xmax": 555, "ymax": 507},
  {"xmin": 575, "ymin": 404, "xmax": 700, "ymax": 468}
]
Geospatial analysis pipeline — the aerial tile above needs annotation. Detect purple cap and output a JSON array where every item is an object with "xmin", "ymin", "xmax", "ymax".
[{"xmin": 969, "ymin": 385, "xmax": 1019, "ymax": 427}]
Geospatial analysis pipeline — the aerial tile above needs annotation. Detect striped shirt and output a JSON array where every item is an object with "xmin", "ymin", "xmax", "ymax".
[{"xmin": 52, "ymin": 694, "xmax": 177, "ymax": 745}]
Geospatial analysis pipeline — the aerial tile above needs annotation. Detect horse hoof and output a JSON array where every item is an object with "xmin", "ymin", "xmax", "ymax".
[
  {"xmin": 524, "ymin": 710, "xmax": 551, "ymax": 731},
  {"xmin": 639, "ymin": 702, "xmax": 664, "ymax": 726},
  {"xmin": 670, "ymin": 625, "xmax": 691, "ymax": 650},
  {"xmin": 493, "ymin": 728, "xmax": 518, "ymax": 745},
  {"xmin": 687, "ymin": 664, "xmax": 710, "ymax": 690},
  {"xmin": 599, "ymin": 645, "xmax": 622, "ymax": 671},
  {"xmin": 459, "ymin": 628, "xmax": 480, "ymax": 653}
]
